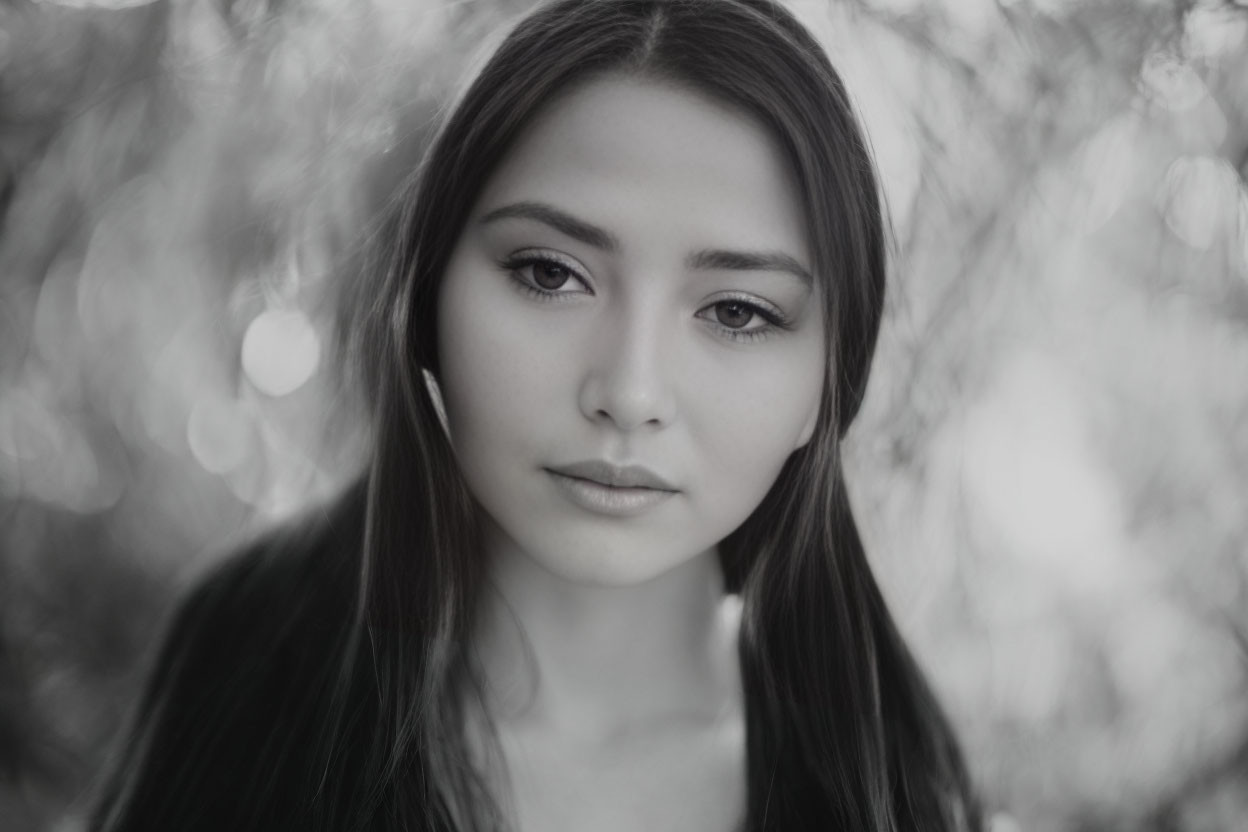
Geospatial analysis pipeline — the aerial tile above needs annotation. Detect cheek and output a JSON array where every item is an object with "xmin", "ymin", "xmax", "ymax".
[
  {"xmin": 439, "ymin": 290, "xmax": 505, "ymax": 455},
  {"xmin": 687, "ymin": 344, "xmax": 824, "ymax": 518},
  {"xmin": 436, "ymin": 261, "xmax": 564, "ymax": 463}
]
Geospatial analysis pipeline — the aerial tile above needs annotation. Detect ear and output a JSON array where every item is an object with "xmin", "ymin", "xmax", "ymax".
[
  {"xmin": 795, "ymin": 396, "xmax": 820, "ymax": 450},
  {"xmin": 422, "ymin": 368, "xmax": 451, "ymax": 439}
]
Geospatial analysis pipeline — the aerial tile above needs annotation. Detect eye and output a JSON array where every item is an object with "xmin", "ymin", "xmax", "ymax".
[
  {"xmin": 530, "ymin": 260, "xmax": 577, "ymax": 291},
  {"xmin": 712, "ymin": 301, "xmax": 758, "ymax": 329},
  {"xmin": 500, "ymin": 250, "xmax": 592, "ymax": 299},
  {"xmin": 696, "ymin": 294, "xmax": 794, "ymax": 343}
]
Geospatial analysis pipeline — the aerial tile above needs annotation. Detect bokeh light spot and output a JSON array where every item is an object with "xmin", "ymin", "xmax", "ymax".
[
  {"xmin": 1159, "ymin": 156, "xmax": 1241, "ymax": 250},
  {"xmin": 1139, "ymin": 52, "xmax": 1208, "ymax": 111},
  {"xmin": 0, "ymin": 389, "xmax": 124, "ymax": 512},
  {"xmin": 961, "ymin": 353, "xmax": 1128, "ymax": 598},
  {"xmin": 1072, "ymin": 115, "xmax": 1141, "ymax": 233},
  {"xmin": 241, "ymin": 308, "xmax": 321, "ymax": 397},
  {"xmin": 1183, "ymin": 5, "xmax": 1248, "ymax": 59},
  {"xmin": 186, "ymin": 395, "xmax": 257, "ymax": 475},
  {"xmin": 988, "ymin": 813, "xmax": 1024, "ymax": 832}
]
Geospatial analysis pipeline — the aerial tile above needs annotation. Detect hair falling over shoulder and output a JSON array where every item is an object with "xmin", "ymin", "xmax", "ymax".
[
  {"xmin": 90, "ymin": 1, "xmax": 983, "ymax": 830},
  {"xmin": 357, "ymin": 0, "xmax": 983, "ymax": 827}
]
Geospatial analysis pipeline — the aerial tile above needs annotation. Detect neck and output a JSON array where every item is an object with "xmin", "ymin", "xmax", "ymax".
[{"xmin": 468, "ymin": 523, "xmax": 741, "ymax": 740}]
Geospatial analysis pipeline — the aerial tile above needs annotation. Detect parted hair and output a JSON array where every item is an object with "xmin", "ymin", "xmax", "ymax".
[{"xmin": 90, "ymin": 1, "xmax": 981, "ymax": 830}]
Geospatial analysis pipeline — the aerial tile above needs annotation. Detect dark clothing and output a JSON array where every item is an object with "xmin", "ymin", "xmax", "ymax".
[{"xmin": 89, "ymin": 482, "xmax": 372, "ymax": 832}]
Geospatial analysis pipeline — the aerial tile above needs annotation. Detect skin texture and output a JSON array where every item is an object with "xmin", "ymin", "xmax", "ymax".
[
  {"xmin": 437, "ymin": 74, "xmax": 825, "ymax": 588},
  {"xmin": 435, "ymin": 75, "xmax": 827, "ymax": 832}
]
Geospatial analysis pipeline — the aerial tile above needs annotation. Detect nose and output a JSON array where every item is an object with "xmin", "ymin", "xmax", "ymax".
[{"xmin": 577, "ymin": 307, "xmax": 677, "ymax": 432}]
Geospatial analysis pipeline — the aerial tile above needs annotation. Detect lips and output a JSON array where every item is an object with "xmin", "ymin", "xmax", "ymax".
[
  {"xmin": 545, "ymin": 460, "xmax": 678, "ymax": 491},
  {"xmin": 544, "ymin": 462, "xmax": 678, "ymax": 517}
]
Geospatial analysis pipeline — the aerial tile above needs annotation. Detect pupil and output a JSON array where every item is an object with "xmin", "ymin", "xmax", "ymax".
[
  {"xmin": 716, "ymin": 302, "xmax": 753, "ymax": 328},
  {"xmin": 534, "ymin": 263, "xmax": 569, "ymax": 290}
]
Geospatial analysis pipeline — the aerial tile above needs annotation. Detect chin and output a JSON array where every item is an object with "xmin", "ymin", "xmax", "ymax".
[
  {"xmin": 531, "ymin": 546, "xmax": 695, "ymax": 588},
  {"xmin": 503, "ymin": 525, "xmax": 713, "ymax": 588},
  {"xmin": 479, "ymin": 507, "xmax": 721, "ymax": 589}
]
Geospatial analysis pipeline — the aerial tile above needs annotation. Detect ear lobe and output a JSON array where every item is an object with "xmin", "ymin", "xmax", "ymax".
[{"xmin": 422, "ymin": 368, "xmax": 451, "ymax": 439}]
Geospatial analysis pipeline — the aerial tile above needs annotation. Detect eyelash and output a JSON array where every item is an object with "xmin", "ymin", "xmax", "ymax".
[
  {"xmin": 497, "ymin": 252, "xmax": 795, "ymax": 344},
  {"xmin": 499, "ymin": 252, "xmax": 592, "ymax": 302}
]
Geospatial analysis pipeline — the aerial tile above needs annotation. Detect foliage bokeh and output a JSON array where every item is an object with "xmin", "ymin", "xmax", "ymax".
[{"xmin": 1, "ymin": 0, "xmax": 1246, "ymax": 829}]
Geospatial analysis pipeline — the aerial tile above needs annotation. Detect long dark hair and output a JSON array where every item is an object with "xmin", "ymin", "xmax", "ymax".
[{"xmin": 91, "ymin": 1, "xmax": 980, "ymax": 830}]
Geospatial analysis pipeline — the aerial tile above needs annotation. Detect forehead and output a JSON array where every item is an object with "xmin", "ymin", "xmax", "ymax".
[{"xmin": 473, "ymin": 74, "xmax": 811, "ymax": 265}]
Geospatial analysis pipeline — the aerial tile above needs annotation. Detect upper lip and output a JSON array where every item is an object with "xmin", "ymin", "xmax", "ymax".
[{"xmin": 547, "ymin": 460, "xmax": 678, "ymax": 491}]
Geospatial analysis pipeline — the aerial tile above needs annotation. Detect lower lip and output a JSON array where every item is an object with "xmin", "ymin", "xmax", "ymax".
[{"xmin": 546, "ymin": 471, "xmax": 677, "ymax": 517}]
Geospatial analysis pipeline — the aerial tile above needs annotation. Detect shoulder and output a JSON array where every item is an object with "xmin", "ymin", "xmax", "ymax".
[
  {"xmin": 154, "ymin": 476, "xmax": 367, "ymax": 704},
  {"xmin": 184, "ymin": 477, "xmax": 366, "ymax": 634},
  {"xmin": 89, "ymin": 478, "xmax": 369, "ymax": 832}
]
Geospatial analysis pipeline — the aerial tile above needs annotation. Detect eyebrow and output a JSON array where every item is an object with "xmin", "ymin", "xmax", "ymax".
[
  {"xmin": 479, "ymin": 201, "xmax": 619, "ymax": 251},
  {"xmin": 687, "ymin": 249, "xmax": 812, "ymax": 287},
  {"xmin": 479, "ymin": 200, "xmax": 812, "ymax": 286}
]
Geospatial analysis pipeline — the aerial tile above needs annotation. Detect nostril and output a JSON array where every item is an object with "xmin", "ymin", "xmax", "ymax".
[{"xmin": 578, "ymin": 350, "xmax": 677, "ymax": 431}]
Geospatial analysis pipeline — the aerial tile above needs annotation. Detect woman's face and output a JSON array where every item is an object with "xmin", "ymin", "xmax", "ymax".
[{"xmin": 437, "ymin": 75, "xmax": 825, "ymax": 586}]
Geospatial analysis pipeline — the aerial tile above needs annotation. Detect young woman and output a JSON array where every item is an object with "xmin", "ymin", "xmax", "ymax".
[{"xmin": 89, "ymin": 0, "xmax": 981, "ymax": 829}]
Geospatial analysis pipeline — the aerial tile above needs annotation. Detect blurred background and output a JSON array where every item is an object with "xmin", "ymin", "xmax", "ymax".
[{"xmin": 1, "ymin": 0, "xmax": 1246, "ymax": 829}]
